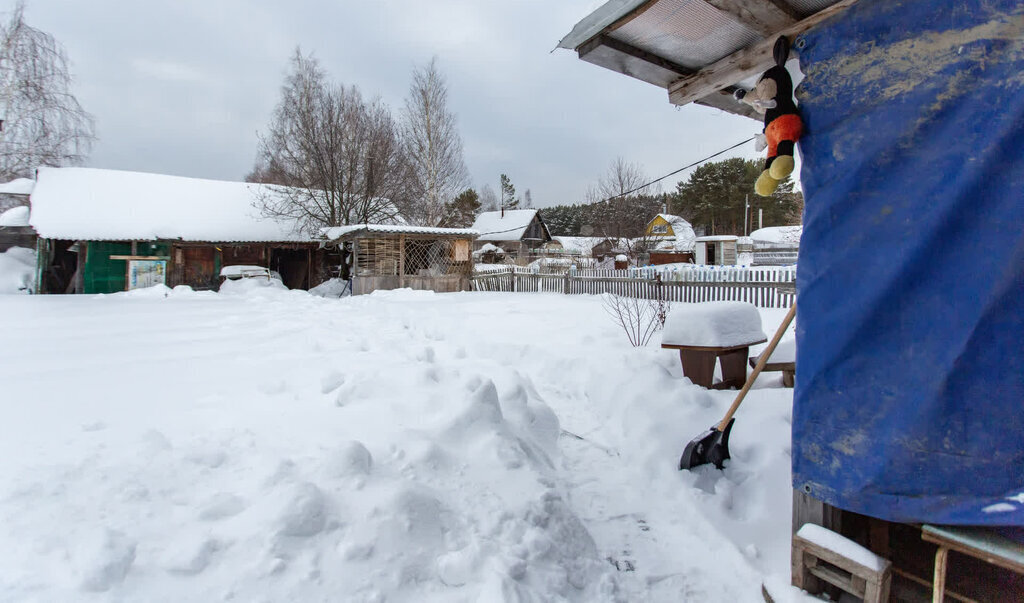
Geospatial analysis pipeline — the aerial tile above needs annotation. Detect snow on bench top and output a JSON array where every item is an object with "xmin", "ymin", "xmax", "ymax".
[
  {"xmin": 767, "ymin": 338, "xmax": 796, "ymax": 364},
  {"xmin": 797, "ymin": 524, "xmax": 888, "ymax": 572},
  {"xmin": 662, "ymin": 301, "xmax": 765, "ymax": 348}
]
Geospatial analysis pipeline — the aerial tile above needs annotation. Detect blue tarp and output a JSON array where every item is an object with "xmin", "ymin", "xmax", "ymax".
[{"xmin": 793, "ymin": 0, "xmax": 1024, "ymax": 525}]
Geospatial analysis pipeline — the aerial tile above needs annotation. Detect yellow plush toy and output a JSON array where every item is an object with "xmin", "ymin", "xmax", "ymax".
[{"xmin": 734, "ymin": 37, "xmax": 802, "ymax": 196}]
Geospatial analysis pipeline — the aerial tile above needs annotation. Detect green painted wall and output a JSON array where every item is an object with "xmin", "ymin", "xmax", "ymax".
[{"xmin": 82, "ymin": 241, "xmax": 172, "ymax": 294}]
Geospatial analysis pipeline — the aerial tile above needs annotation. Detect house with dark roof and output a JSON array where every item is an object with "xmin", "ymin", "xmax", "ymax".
[{"xmin": 469, "ymin": 209, "xmax": 551, "ymax": 259}]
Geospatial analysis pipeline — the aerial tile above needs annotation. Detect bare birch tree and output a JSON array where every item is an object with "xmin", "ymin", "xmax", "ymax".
[
  {"xmin": 249, "ymin": 49, "xmax": 408, "ymax": 234},
  {"xmin": 0, "ymin": 1, "xmax": 95, "ymax": 180},
  {"xmin": 479, "ymin": 183, "xmax": 498, "ymax": 212},
  {"xmin": 586, "ymin": 157, "xmax": 659, "ymax": 241},
  {"xmin": 400, "ymin": 57, "xmax": 468, "ymax": 226}
]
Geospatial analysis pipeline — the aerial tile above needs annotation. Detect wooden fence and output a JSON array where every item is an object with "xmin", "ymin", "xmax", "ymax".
[{"xmin": 470, "ymin": 268, "xmax": 795, "ymax": 308}]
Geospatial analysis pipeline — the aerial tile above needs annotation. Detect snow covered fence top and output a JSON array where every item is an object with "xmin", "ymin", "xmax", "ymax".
[
  {"xmin": 662, "ymin": 301, "xmax": 765, "ymax": 348},
  {"xmin": 0, "ymin": 177, "xmax": 35, "ymax": 196},
  {"xmin": 0, "ymin": 205, "xmax": 30, "ymax": 227},
  {"xmin": 322, "ymin": 224, "xmax": 479, "ymax": 241},
  {"xmin": 29, "ymin": 167, "xmax": 311, "ymax": 243}
]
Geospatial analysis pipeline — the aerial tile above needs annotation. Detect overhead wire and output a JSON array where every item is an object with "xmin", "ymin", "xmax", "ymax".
[{"xmin": 476, "ymin": 136, "xmax": 755, "ymax": 236}]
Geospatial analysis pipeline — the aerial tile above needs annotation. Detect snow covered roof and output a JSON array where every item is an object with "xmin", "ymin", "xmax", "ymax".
[
  {"xmin": 473, "ymin": 242, "xmax": 504, "ymax": 255},
  {"xmin": 552, "ymin": 236, "xmax": 600, "ymax": 254},
  {"xmin": 749, "ymin": 225, "xmax": 802, "ymax": 245},
  {"xmin": 0, "ymin": 205, "xmax": 30, "ymax": 227},
  {"xmin": 470, "ymin": 209, "xmax": 541, "ymax": 242},
  {"xmin": 651, "ymin": 213, "xmax": 691, "ymax": 231},
  {"xmin": 695, "ymin": 235, "xmax": 739, "ymax": 242},
  {"xmin": 0, "ymin": 178, "xmax": 35, "ymax": 196},
  {"xmin": 322, "ymin": 224, "xmax": 478, "ymax": 240},
  {"xmin": 29, "ymin": 167, "xmax": 312, "ymax": 242}
]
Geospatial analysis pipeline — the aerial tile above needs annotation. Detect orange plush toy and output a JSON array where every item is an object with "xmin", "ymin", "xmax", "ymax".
[{"xmin": 734, "ymin": 37, "xmax": 802, "ymax": 196}]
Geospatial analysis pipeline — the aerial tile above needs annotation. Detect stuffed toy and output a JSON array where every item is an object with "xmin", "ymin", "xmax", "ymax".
[{"xmin": 734, "ymin": 37, "xmax": 802, "ymax": 197}]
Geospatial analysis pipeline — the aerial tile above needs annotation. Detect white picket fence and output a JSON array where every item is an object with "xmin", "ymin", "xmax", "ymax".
[{"xmin": 470, "ymin": 265, "xmax": 796, "ymax": 308}]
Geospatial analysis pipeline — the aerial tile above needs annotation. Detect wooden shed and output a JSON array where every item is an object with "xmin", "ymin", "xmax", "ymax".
[
  {"xmin": 28, "ymin": 167, "xmax": 326, "ymax": 294},
  {"xmin": 694, "ymin": 235, "xmax": 738, "ymax": 265},
  {"xmin": 323, "ymin": 224, "xmax": 478, "ymax": 295}
]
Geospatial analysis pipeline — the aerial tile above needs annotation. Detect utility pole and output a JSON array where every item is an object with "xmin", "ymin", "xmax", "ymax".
[
  {"xmin": 743, "ymin": 194, "xmax": 749, "ymax": 236},
  {"xmin": 759, "ymin": 208, "xmax": 763, "ymax": 231}
]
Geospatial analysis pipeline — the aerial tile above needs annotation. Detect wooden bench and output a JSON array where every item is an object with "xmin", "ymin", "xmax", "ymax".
[
  {"xmin": 749, "ymin": 355, "xmax": 796, "ymax": 387},
  {"xmin": 922, "ymin": 524, "xmax": 1024, "ymax": 602},
  {"xmin": 792, "ymin": 523, "xmax": 892, "ymax": 602},
  {"xmin": 662, "ymin": 338, "xmax": 765, "ymax": 389}
]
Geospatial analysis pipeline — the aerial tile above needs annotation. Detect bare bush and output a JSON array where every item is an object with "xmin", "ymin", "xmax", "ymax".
[{"xmin": 603, "ymin": 293, "xmax": 664, "ymax": 347}]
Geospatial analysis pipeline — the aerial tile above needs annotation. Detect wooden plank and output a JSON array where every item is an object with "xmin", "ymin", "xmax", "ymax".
[
  {"xmin": 706, "ymin": 0, "xmax": 798, "ymax": 36},
  {"xmin": 668, "ymin": 0, "xmax": 860, "ymax": 107},
  {"xmin": 583, "ymin": 34, "xmax": 693, "ymax": 77},
  {"xmin": 108, "ymin": 255, "xmax": 170, "ymax": 261}
]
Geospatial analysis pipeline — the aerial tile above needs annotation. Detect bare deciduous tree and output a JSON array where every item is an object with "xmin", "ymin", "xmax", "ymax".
[
  {"xmin": 0, "ymin": 1, "xmax": 95, "ymax": 181},
  {"xmin": 479, "ymin": 184, "xmax": 498, "ymax": 212},
  {"xmin": 248, "ymin": 49, "xmax": 408, "ymax": 234},
  {"xmin": 400, "ymin": 57, "xmax": 468, "ymax": 226},
  {"xmin": 586, "ymin": 157, "xmax": 661, "ymax": 241}
]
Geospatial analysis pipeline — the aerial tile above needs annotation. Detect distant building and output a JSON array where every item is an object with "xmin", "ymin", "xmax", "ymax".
[
  {"xmin": 470, "ymin": 209, "xmax": 552, "ymax": 258},
  {"xmin": 749, "ymin": 225, "xmax": 801, "ymax": 266},
  {"xmin": 694, "ymin": 235, "xmax": 738, "ymax": 265},
  {"xmin": 644, "ymin": 213, "xmax": 696, "ymax": 264}
]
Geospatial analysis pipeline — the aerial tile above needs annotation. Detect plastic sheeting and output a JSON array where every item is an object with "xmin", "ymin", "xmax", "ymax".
[{"xmin": 793, "ymin": 0, "xmax": 1024, "ymax": 525}]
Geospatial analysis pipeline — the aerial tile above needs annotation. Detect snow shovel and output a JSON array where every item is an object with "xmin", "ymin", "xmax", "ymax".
[{"xmin": 678, "ymin": 303, "xmax": 796, "ymax": 471}]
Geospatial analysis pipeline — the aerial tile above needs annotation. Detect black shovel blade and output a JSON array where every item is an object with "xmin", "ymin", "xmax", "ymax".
[{"xmin": 678, "ymin": 418, "xmax": 735, "ymax": 471}]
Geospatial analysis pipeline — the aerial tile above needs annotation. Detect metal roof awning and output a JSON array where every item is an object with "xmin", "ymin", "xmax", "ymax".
[{"xmin": 557, "ymin": 0, "xmax": 857, "ymax": 119}]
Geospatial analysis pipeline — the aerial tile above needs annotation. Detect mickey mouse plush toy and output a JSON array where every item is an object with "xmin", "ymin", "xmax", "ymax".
[{"xmin": 734, "ymin": 37, "xmax": 802, "ymax": 196}]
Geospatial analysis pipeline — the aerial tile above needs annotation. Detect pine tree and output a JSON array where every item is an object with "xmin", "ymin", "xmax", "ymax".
[
  {"xmin": 500, "ymin": 174, "xmax": 519, "ymax": 210},
  {"xmin": 440, "ymin": 188, "xmax": 481, "ymax": 227}
]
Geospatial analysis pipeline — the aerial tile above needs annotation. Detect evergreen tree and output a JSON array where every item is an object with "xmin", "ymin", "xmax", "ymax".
[
  {"xmin": 670, "ymin": 158, "xmax": 801, "ymax": 235},
  {"xmin": 441, "ymin": 188, "xmax": 481, "ymax": 227},
  {"xmin": 499, "ymin": 174, "xmax": 519, "ymax": 210}
]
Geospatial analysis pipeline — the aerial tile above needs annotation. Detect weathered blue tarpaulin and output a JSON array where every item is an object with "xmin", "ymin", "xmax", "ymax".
[{"xmin": 793, "ymin": 0, "xmax": 1024, "ymax": 525}]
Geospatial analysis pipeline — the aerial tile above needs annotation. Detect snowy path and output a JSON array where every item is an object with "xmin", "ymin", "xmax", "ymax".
[{"xmin": 0, "ymin": 288, "xmax": 806, "ymax": 602}]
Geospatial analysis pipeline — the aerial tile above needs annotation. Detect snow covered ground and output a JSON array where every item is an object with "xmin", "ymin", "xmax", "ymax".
[{"xmin": 0, "ymin": 287, "xmax": 805, "ymax": 601}]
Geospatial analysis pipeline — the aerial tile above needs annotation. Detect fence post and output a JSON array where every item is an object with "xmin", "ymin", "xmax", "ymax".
[{"xmin": 509, "ymin": 266, "xmax": 516, "ymax": 293}]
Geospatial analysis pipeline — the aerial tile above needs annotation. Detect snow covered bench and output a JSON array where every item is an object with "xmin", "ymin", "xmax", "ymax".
[
  {"xmin": 793, "ymin": 523, "xmax": 892, "ymax": 602},
  {"xmin": 661, "ymin": 302, "xmax": 766, "ymax": 389},
  {"xmin": 749, "ymin": 338, "xmax": 796, "ymax": 387}
]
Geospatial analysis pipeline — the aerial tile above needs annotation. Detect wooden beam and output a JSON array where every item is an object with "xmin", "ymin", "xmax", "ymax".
[
  {"xmin": 605, "ymin": 0, "xmax": 660, "ymax": 34},
  {"xmin": 705, "ymin": 0, "xmax": 798, "ymax": 36},
  {"xmin": 580, "ymin": 34, "xmax": 693, "ymax": 77},
  {"xmin": 668, "ymin": 0, "xmax": 859, "ymax": 107}
]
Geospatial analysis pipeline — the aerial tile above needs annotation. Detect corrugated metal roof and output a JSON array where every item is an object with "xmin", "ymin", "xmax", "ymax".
[{"xmin": 610, "ymin": 0, "xmax": 761, "ymax": 70}]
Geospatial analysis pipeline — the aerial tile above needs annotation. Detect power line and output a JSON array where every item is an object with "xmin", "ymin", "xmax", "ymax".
[
  {"xmin": 476, "ymin": 136, "xmax": 755, "ymax": 236},
  {"xmin": 601, "ymin": 136, "xmax": 755, "ymax": 202}
]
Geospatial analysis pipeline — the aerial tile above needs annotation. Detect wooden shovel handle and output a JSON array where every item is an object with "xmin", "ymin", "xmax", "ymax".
[{"xmin": 717, "ymin": 303, "xmax": 797, "ymax": 432}]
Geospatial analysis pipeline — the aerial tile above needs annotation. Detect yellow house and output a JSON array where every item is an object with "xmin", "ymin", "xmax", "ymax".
[{"xmin": 645, "ymin": 213, "xmax": 693, "ymax": 238}]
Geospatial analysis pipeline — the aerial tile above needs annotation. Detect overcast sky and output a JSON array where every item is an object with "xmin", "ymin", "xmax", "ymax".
[{"xmin": 20, "ymin": 0, "xmax": 764, "ymax": 208}]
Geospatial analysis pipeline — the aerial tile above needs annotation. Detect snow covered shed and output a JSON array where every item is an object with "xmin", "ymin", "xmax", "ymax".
[
  {"xmin": 469, "ymin": 209, "xmax": 552, "ymax": 259},
  {"xmin": 750, "ymin": 225, "xmax": 800, "ymax": 265},
  {"xmin": 28, "ymin": 167, "xmax": 325, "ymax": 294},
  {"xmin": 561, "ymin": 0, "xmax": 1024, "ymax": 597},
  {"xmin": 322, "ymin": 224, "xmax": 478, "ymax": 295}
]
